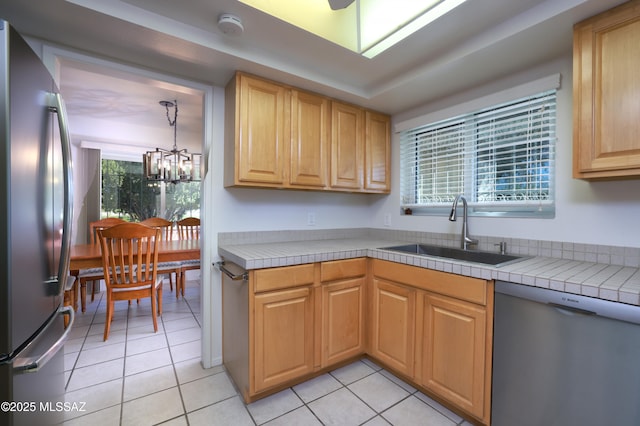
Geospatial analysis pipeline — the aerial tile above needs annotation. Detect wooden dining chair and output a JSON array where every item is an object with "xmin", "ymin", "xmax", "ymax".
[
  {"xmin": 140, "ymin": 217, "xmax": 182, "ymax": 292},
  {"xmin": 176, "ymin": 217, "xmax": 201, "ymax": 297},
  {"xmin": 98, "ymin": 223, "xmax": 163, "ymax": 341},
  {"xmin": 72, "ymin": 217, "xmax": 127, "ymax": 312}
]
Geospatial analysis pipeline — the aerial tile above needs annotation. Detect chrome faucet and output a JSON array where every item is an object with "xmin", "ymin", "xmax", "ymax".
[{"xmin": 449, "ymin": 195, "xmax": 478, "ymax": 250}]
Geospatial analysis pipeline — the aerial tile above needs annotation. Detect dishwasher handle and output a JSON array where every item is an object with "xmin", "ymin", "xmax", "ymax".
[{"xmin": 548, "ymin": 302, "xmax": 596, "ymax": 317}]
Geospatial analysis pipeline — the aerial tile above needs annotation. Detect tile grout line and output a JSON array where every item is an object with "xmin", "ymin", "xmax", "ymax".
[
  {"xmin": 287, "ymin": 386, "xmax": 324, "ymax": 426},
  {"xmin": 334, "ymin": 366, "xmax": 402, "ymax": 425},
  {"xmin": 62, "ymin": 281, "xmax": 200, "ymax": 425},
  {"xmin": 160, "ymin": 296, "xmax": 190, "ymax": 425},
  {"xmin": 120, "ymin": 300, "xmax": 132, "ymax": 426}
]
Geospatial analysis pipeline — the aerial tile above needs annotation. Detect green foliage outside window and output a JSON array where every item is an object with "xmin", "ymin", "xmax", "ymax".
[{"xmin": 101, "ymin": 159, "xmax": 200, "ymax": 222}]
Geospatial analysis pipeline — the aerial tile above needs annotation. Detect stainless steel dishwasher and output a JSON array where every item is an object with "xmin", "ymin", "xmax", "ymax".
[{"xmin": 492, "ymin": 281, "xmax": 640, "ymax": 426}]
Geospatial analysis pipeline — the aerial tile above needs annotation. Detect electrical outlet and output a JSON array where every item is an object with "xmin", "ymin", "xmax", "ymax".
[
  {"xmin": 383, "ymin": 213, "xmax": 391, "ymax": 227},
  {"xmin": 307, "ymin": 212, "xmax": 316, "ymax": 226}
]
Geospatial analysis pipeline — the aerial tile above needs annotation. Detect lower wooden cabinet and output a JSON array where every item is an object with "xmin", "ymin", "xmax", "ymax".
[
  {"xmin": 223, "ymin": 258, "xmax": 493, "ymax": 424},
  {"xmin": 223, "ymin": 259, "xmax": 367, "ymax": 402},
  {"xmin": 222, "ymin": 262, "xmax": 315, "ymax": 401},
  {"xmin": 370, "ymin": 278, "xmax": 415, "ymax": 377},
  {"xmin": 371, "ymin": 259, "xmax": 493, "ymax": 425},
  {"xmin": 253, "ymin": 286, "xmax": 315, "ymax": 393},
  {"xmin": 420, "ymin": 293, "xmax": 487, "ymax": 420},
  {"xmin": 321, "ymin": 277, "xmax": 365, "ymax": 366},
  {"xmin": 320, "ymin": 258, "xmax": 366, "ymax": 367}
]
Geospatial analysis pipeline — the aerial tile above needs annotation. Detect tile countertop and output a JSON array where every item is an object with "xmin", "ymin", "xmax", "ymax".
[{"xmin": 218, "ymin": 238, "xmax": 640, "ymax": 307}]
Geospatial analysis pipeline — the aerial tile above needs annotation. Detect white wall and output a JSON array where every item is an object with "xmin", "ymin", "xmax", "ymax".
[
  {"xmin": 214, "ymin": 188, "xmax": 381, "ymax": 232},
  {"xmin": 372, "ymin": 55, "xmax": 640, "ymax": 248}
]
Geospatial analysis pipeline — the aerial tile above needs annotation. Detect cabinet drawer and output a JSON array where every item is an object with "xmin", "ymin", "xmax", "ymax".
[
  {"xmin": 253, "ymin": 264, "xmax": 315, "ymax": 293},
  {"xmin": 321, "ymin": 258, "xmax": 366, "ymax": 282},
  {"xmin": 372, "ymin": 259, "xmax": 487, "ymax": 305}
]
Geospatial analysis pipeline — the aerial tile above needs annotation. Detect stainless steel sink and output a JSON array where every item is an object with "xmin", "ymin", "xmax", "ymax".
[{"xmin": 379, "ymin": 244, "xmax": 526, "ymax": 267}]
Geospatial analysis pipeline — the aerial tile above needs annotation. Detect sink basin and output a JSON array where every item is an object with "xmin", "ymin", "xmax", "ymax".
[{"xmin": 379, "ymin": 244, "xmax": 525, "ymax": 267}]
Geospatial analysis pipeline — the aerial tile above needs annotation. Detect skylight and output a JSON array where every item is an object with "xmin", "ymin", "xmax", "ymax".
[{"xmin": 239, "ymin": 0, "xmax": 468, "ymax": 58}]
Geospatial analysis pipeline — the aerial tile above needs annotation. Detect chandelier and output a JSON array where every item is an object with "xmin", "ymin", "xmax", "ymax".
[{"xmin": 143, "ymin": 99, "xmax": 202, "ymax": 183}]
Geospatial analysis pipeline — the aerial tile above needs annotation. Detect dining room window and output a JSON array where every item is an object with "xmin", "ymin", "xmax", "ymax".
[
  {"xmin": 399, "ymin": 82, "xmax": 557, "ymax": 218},
  {"xmin": 101, "ymin": 159, "xmax": 200, "ymax": 221}
]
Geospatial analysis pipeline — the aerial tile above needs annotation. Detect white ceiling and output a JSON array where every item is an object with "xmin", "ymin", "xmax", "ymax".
[
  {"xmin": 57, "ymin": 58, "xmax": 205, "ymax": 152},
  {"xmin": 0, "ymin": 0, "xmax": 627, "ymax": 144}
]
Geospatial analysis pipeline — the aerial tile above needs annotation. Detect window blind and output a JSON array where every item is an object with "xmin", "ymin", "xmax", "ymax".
[{"xmin": 400, "ymin": 89, "xmax": 556, "ymax": 216}]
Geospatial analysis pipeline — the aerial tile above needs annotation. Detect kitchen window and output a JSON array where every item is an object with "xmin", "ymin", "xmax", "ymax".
[{"xmin": 399, "ymin": 79, "xmax": 558, "ymax": 218}]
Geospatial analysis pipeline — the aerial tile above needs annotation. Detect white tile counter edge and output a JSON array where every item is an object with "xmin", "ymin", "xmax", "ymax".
[{"xmin": 218, "ymin": 238, "xmax": 640, "ymax": 306}]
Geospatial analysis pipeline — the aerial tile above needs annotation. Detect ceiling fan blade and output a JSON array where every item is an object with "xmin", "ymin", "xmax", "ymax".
[{"xmin": 328, "ymin": 0, "xmax": 355, "ymax": 10}]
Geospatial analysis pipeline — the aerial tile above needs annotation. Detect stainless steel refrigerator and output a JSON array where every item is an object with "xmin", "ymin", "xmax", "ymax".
[{"xmin": 0, "ymin": 20, "xmax": 75, "ymax": 426}]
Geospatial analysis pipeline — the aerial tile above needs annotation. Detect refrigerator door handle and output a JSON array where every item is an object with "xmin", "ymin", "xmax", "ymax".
[
  {"xmin": 48, "ymin": 92, "xmax": 74, "ymax": 297},
  {"xmin": 11, "ymin": 305, "xmax": 75, "ymax": 374}
]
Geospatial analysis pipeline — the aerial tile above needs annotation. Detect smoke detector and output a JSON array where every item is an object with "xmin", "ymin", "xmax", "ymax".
[{"xmin": 218, "ymin": 14, "xmax": 244, "ymax": 36}]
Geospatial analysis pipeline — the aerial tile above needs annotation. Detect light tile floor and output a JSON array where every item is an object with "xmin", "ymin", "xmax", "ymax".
[{"xmin": 62, "ymin": 279, "xmax": 473, "ymax": 426}]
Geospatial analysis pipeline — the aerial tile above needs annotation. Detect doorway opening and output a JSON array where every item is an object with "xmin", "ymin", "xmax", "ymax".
[{"xmin": 43, "ymin": 44, "xmax": 219, "ymax": 368}]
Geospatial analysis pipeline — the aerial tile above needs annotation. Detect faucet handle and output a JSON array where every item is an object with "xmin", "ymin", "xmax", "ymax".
[{"xmin": 494, "ymin": 241, "xmax": 507, "ymax": 255}]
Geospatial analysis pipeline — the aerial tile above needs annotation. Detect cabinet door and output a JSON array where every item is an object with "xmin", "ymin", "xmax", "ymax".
[
  {"xmin": 573, "ymin": 1, "xmax": 640, "ymax": 178},
  {"xmin": 421, "ymin": 293, "xmax": 486, "ymax": 419},
  {"xmin": 253, "ymin": 286, "xmax": 314, "ymax": 393},
  {"xmin": 365, "ymin": 111, "xmax": 390, "ymax": 192},
  {"xmin": 238, "ymin": 75, "xmax": 287, "ymax": 184},
  {"xmin": 290, "ymin": 90, "xmax": 329, "ymax": 187},
  {"xmin": 331, "ymin": 102, "xmax": 363, "ymax": 189},
  {"xmin": 370, "ymin": 278, "xmax": 415, "ymax": 377},
  {"xmin": 321, "ymin": 277, "xmax": 365, "ymax": 366}
]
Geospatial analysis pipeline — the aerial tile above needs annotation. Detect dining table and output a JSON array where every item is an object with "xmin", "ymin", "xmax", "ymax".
[{"xmin": 66, "ymin": 239, "xmax": 201, "ymax": 312}]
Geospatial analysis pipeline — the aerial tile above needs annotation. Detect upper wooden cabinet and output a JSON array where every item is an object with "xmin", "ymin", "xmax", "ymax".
[
  {"xmin": 290, "ymin": 90, "xmax": 330, "ymax": 188},
  {"xmin": 225, "ymin": 74, "xmax": 288, "ymax": 186},
  {"xmin": 225, "ymin": 72, "xmax": 390, "ymax": 193},
  {"xmin": 365, "ymin": 111, "xmax": 391, "ymax": 191},
  {"xmin": 573, "ymin": 0, "xmax": 640, "ymax": 179},
  {"xmin": 331, "ymin": 101, "xmax": 364, "ymax": 190}
]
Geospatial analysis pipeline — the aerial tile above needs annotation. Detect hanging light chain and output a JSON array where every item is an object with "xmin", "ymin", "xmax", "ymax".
[
  {"xmin": 164, "ymin": 99, "xmax": 177, "ymax": 127},
  {"xmin": 162, "ymin": 100, "xmax": 178, "ymax": 151}
]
